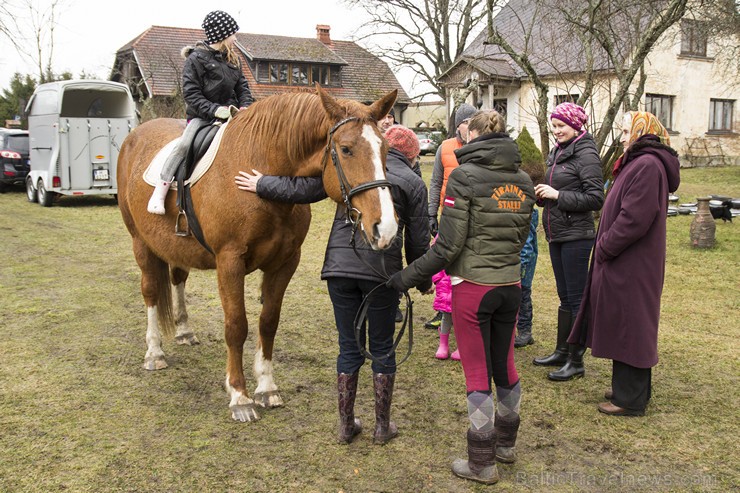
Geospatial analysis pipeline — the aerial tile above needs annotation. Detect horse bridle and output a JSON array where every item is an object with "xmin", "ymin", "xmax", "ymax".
[
  {"xmin": 322, "ymin": 116, "xmax": 392, "ymax": 230},
  {"xmin": 322, "ymin": 116, "xmax": 414, "ymax": 368}
]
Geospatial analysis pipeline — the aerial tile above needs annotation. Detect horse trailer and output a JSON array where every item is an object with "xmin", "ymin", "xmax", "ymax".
[{"xmin": 25, "ymin": 80, "xmax": 138, "ymax": 206}]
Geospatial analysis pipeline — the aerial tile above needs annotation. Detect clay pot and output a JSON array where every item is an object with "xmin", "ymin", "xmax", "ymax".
[{"xmin": 690, "ymin": 197, "xmax": 716, "ymax": 249}]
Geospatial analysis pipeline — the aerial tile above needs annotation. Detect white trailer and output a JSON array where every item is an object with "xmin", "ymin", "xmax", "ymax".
[{"xmin": 25, "ymin": 80, "xmax": 138, "ymax": 206}]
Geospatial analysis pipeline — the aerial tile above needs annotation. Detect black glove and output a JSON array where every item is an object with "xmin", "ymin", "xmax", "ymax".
[
  {"xmin": 386, "ymin": 271, "xmax": 406, "ymax": 292},
  {"xmin": 416, "ymin": 278, "xmax": 433, "ymax": 294},
  {"xmin": 428, "ymin": 215, "xmax": 439, "ymax": 238}
]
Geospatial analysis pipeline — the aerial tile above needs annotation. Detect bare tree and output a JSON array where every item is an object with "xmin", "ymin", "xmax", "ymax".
[
  {"xmin": 1, "ymin": 0, "xmax": 69, "ymax": 83},
  {"xmin": 344, "ymin": 0, "xmax": 488, "ymax": 100},
  {"xmin": 484, "ymin": 0, "xmax": 689, "ymax": 160}
]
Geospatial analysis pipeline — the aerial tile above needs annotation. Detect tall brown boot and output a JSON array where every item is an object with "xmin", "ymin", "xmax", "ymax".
[
  {"xmin": 337, "ymin": 372, "xmax": 362, "ymax": 444},
  {"xmin": 494, "ymin": 412, "xmax": 520, "ymax": 463},
  {"xmin": 451, "ymin": 429, "xmax": 499, "ymax": 484},
  {"xmin": 372, "ymin": 372, "xmax": 398, "ymax": 445}
]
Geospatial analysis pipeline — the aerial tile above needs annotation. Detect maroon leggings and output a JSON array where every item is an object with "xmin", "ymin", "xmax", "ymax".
[{"xmin": 451, "ymin": 281, "xmax": 521, "ymax": 393}]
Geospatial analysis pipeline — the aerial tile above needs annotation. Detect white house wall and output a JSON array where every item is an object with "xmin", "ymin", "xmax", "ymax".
[
  {"xmin": 451, "ymin": 21, "xmax": 738, "ymax": 166},
  {"xmin": 643, "ymin": 24, "xmax": 740, "ymax": 166}
]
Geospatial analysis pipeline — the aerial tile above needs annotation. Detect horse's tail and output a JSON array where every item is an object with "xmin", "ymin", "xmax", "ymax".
[{"xmin": 154, "ymin": 257, "xmax": 175, "ymax": 338}]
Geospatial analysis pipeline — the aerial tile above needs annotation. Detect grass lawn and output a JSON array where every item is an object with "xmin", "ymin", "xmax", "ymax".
[{"xmin": 0, "ymin": 164, "xmax": 737, "ymax": 492}]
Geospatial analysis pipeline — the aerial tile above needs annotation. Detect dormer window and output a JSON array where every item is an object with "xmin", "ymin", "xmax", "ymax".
[{"xmin": 255, "ymin": 61, "xmax": 341, "ymax": 86}]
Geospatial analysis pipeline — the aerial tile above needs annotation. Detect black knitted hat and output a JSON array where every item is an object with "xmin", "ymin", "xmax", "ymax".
[{"xmin": 202, "ymin": 11, "xmax": 239, "ymax": 45}]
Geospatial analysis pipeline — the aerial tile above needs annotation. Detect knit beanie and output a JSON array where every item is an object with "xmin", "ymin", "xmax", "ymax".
[
  {"xmin": 385, "ymin": 125, "xmax": 420, "ymax": 162},
  {"xmin": 455, "ymin": 103, "xmax": 477, "ymax": 128},
  {"xmin": 202, "ymin": 11, "xmax": 239, "ymax": 45},
  {"xmin": 551, "ymin": 102, "xmax": 588, "ymax": 132}
]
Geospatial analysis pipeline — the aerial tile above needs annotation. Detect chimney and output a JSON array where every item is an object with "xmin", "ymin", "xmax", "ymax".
[{"xmin": 316, "ymin": 24, "xmax": 332, "ymax": 46}]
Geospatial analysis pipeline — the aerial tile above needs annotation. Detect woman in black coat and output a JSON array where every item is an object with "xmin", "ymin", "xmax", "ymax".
[
  {"xmin": 532, "ymin": 102, "xmax": 604, "ymax": 381},
  {"xmin": 235, "ymin": 125, "xmax": 430, "ymax": 445}
]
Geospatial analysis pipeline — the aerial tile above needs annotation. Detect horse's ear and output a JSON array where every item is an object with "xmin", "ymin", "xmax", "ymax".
[
  {"xmin": 316, "ymin": 83, "xmax": 346, "ymax": 120},
  {"xmin": 368, "ymin": 89, "xmax": 398, "ymax": 122}
]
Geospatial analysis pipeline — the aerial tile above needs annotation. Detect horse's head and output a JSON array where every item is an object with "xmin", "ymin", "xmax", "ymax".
[{"xmin": 317, "ymin": 85, "xmax": 399, "ymax": 250}]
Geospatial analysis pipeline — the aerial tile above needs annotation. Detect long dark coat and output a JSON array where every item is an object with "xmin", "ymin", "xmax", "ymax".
[{"xmin": 568, "ymin": 136, "xmax": 680, "ymax": 368}]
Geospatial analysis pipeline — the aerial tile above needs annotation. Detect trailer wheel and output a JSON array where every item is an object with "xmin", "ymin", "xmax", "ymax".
[
  {"xmin": 38, "ymin": 179, "xmax": 54, "ymax": 207},
  {"xmin": 26, "ymin": 177, "xmax": 38, "ymax": 203}
]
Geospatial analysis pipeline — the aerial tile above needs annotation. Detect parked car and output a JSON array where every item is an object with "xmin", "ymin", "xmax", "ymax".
[
  {"xmin": 415, "ymin": 131, "xmax": 442, "ymax": 155},
  {"xmin": 0, "ymin": 128, "xmax": 30, "ymax": 193}
]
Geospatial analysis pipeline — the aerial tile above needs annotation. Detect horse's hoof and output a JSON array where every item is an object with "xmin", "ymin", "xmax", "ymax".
[
  {"xmin": 175, "ymin": 333, "xmax": 200, "ymax": 346},
  {"xmin": 143, "ymin": 356, "xmax": 168, "ymax": 370},
  {"xmin": 254, "ymin": 390, "xmax": 284, "ymax": 408},
  {"xmin": 230, "ymin": 402, "xmax": 260, "ymax": 422}
]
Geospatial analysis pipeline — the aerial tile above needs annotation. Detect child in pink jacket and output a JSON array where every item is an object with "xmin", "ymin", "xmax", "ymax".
[{"xmin": 432, "ymin": 270, "xmax": 460, "ymax": 360}]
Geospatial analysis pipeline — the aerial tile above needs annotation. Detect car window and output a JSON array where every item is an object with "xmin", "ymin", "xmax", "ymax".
[
  {"xmin": 7, "ymin": 134, "xmax": 29, "ymax": 154},
  {"xmin": 416, "ymin": 133, "xmax": 430, "ymax": 140}
]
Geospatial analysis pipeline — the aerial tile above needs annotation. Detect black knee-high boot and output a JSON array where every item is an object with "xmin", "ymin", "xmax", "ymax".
[
  {"xmin": 548, "ymin": 344, "xmax": 586, "ymax": 381},
  {"xmin": 533, "ymin": 307, "xmax": 571, "ymax": 366}
]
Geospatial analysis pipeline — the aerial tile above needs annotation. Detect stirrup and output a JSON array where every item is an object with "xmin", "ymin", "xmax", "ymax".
[{"xmin": 175, "ymin": 210, "xmax": 190, "ymax": 237}]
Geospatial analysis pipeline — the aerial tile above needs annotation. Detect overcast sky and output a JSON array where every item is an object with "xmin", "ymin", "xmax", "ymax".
[{"xmin": 0, "ymin": 0, "xmax": 427, "ymax": 94}]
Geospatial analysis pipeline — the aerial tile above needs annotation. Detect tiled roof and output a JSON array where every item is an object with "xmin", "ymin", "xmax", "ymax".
[
  {"xmin": 237, "ymin": 33, "xmax": 347, "ymax": 65},
  {"xmin": 447, "ymin": 0, "xmax": 620, "ymax": 81},
  {"xmin": 112, "ymin": 25, "xmax": 409, "ymax": 103}
]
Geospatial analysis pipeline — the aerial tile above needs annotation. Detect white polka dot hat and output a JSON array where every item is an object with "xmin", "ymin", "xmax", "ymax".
[{"xmin": 202, "ymin": 11, "xmax": 239, "ymax": 44}]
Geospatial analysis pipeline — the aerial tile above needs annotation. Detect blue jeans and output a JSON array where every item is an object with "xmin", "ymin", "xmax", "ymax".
[
  {"xmin": 548, "ymin": 239, "xmax": 593, "ymax": 317},
  {"xmin": 327, "ymin": 277, "xmax": 398, "ymax": 374},
  {"xmin": 517, "ymin": 284, "xmax": 533, "ymax": 332}
]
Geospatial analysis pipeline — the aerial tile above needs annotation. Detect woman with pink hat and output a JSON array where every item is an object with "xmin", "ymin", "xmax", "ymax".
[{"xmin": 532, "ymin": 102, "xmax": 604, "ymax": 381}]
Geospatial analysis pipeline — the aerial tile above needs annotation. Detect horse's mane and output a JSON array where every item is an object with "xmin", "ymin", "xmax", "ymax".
[{"xmin": 227, "ymin": 92, "xmax": 375, "ymax": 171}]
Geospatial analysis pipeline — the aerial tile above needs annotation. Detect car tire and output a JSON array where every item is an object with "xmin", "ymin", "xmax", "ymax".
[
  {"xmin": 26, "ymin": 176, "xmax": 38, "ymax": 203},
  {"xmin": 38, "ymin": 179, "xmax": 54, "ymax": 207},
  {"xmin": 0, "ymin": 182, "xmax": 6, "ymax": 193}
]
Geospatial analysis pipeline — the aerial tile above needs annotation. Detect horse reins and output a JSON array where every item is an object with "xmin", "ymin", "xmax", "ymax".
[{"xmin": 322, "ymin": 117, "xmax": 414, "ymax": 368}]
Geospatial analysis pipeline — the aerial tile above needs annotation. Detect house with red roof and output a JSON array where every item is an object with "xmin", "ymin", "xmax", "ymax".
[{"xmin": 111, "ymin": 25, "xmax": 410, "ymax": 120}]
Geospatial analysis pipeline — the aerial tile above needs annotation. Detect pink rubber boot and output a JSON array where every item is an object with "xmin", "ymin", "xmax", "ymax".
[
  {"xmin": 451, "ymin": 349, "xmax": 461, "ymax": 361},
  {"xmin": 436, "ymin": 332, "xmax": 450, "ymax": 359}
]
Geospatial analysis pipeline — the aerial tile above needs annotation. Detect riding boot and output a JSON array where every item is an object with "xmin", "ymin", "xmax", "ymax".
[
  {"xmin": 548, "ymin": 344, "xmax": 586, "ymax": 381},
  {"xmin": 451, "ymin": 429, "xmax": 499, "ymax": 484},
  {"xmin": 147, "ymin": 180, "xmax": 172, "ymax": 215},
  {"xmin": 436, "ymin": 332, "xmax": 450, "ymax": 359},
  {"xmin": 372, "ymin": 372, "xmax": 398, "ymax": 445},
  {"xmin": 533, "ymin": 307, "xmax": 571, "ymax": 366},
  {"xmin": 337, "ymin": 372, "xmax": 362, "ymax": 444},
  {"xmin": 494, "ymin": 412, "xmax": 520, "ymax": 463}
]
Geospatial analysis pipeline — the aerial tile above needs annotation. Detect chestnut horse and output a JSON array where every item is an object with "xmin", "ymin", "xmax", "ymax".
[{"xmin": 117, "ymin": 86, "xmax": 398, "ymax": 422}]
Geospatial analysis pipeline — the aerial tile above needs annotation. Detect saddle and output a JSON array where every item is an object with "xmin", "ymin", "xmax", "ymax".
[{"xmin": 173, "ymin": 120, "xmax": 224, "ymax": 253}]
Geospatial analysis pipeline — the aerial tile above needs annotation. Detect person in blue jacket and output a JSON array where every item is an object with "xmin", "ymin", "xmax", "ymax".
[{"xmin": 514, "ymin": 161, "xmax": 544, "ymax": 347}]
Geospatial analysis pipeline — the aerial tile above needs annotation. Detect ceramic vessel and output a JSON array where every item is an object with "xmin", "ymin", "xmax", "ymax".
[{"xmin": 690, "ymin": 197, "xmax": 716, "ymax": 249}]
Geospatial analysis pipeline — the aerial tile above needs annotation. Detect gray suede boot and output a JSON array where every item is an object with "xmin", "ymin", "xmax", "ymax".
[{"xmin": 451, "ymin": 429, "xmax": 499, "ymax": 484}]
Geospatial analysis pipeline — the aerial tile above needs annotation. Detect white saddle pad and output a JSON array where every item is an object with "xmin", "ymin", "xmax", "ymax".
[{"xmin": 143, "ymin": 120, "xmax": 230, "ymax": 189}]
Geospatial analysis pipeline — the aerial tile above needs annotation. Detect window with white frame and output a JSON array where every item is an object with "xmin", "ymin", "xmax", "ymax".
[
  {"xmin": 709, "ymin": 99, "xmax": 734, "ymax": 132},
  {"xmin": 645, "ymin": 94, "xmax": 675, "ymax": 130}
]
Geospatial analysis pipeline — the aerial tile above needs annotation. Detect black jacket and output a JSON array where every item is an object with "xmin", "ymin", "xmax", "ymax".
[
  {"xmin": 541, "ymin": 133, "xmax": 604, "ymax": 243},
  {"xmin": 256, "ymin": 148, "xmax": 430, "ymax": 287},
  {"xmin": 182, "ymin": 42, "xmax": 254, "ymax": 120}
]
